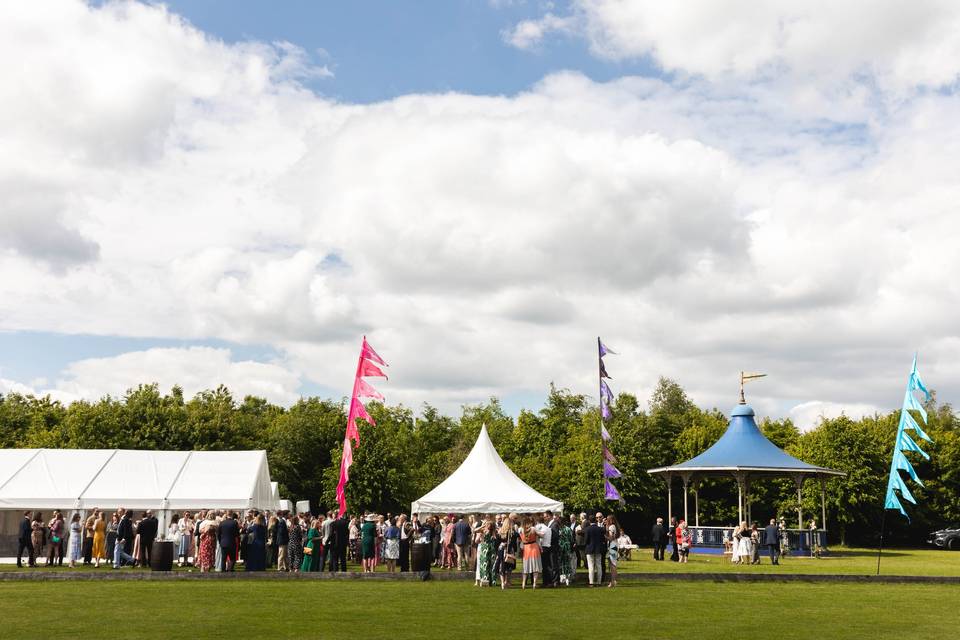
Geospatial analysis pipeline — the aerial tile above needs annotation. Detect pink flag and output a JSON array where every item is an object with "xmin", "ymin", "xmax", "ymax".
[
  {"xmin": 352, "ymin": 397, "xmax": 376, "ymax": 426},
  {"xmin": 361, "ymin": 338, "xmax": 388, "ymax": 367},
  {"xmin": 336, "ymin": 437, "xmax": 353, "ymax": 516},
  {"xmin": 359, "ymin": 359, "xmax": 388, "ymax": 379},
  {"xmin": 356, "ymin": 378, "xmax": 384, "ymax": 401}
]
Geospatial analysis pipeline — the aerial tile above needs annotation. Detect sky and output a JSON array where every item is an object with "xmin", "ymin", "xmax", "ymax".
[{"xmin": 2, "ymin": 1, "xmax": 960, "ymax": 428}]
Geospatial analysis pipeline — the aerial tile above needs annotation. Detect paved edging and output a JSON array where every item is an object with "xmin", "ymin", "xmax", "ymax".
[{"xmin": 0, "ymin": 571, "xmax": 957, "ymax": 584}]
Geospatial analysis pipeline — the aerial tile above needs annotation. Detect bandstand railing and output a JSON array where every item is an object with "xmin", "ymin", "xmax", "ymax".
[{"xmin": 688, "ymin": 526, "xmax": 828, "ymax": 552}]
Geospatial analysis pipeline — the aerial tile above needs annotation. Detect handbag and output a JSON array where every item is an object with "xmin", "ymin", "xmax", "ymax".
[
  {"xmin": 52, "ymin": 535, "xmax": 61, "ymax": 544},
  {"xmin": 303, "ymin": 546, "xmax": 313, "ymax": 555}
]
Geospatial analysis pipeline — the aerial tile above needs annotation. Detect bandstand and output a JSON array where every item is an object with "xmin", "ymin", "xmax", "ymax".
[{"xmin": 647, "ymin": 398, "xmax": 845, "ymax": 553}]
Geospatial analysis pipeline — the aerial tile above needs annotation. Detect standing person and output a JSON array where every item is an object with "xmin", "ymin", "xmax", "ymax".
[
  {"xmin": 92, "ymin": 510, "xmax": 106, "ymax": 567},
  {"xmin": 17, "ymin": 510, "xmax": 34, "ymax": 568},
  {"xmin": 809, "ymin": 519, "xmax": 820, "ymax": 558},
  {"xmin": 398, "ymin": 514, "xmax": 412, "ymax": 572},
  {"xmin": 651, "ymin": 517, "xmax": 667, "ymax": 561},
  {"xmin": 574, "ymin": 513, "xmax": 586, "ymax": 569},
  {"xmin": 750, "ymin": 523, "xmax": 761, "ymax": 565},
  {"xmin": 349, "ymin": 516, "xmax": 360, "ymax": 563},
  {"xmin": 361, "ymin": 513, "xmax": 378, "ymax": 573},
  {"xmin": 286, "ymin": 513, "xmax": 303, "ymax": 573},
  {"xmin": 138, "ymin": 510, "xmax": 158, "ymax": 567},
  {"xmin": 245, "ymin": 514, "xmax": 267, "ymax": 572},
  {"xmin": 113, "ymin": 509, "xmax": 136, "ymax": 568},
  {"xmin": 453, "ymin": 515, "xmax": 471, "ymax": 571},
  {"xmin": 177, "ymin": 511, "xmax": 194, "ymax": 567},
  {"xmin": 82, "ymin": 510, "xmax": 96, "ymax": 565},
  {"xmin": 67, "ymin": 513, "xmax": 83, "ymax": 567},
  {"xmin": 197, "ymin": 511, "xmax": 217, "ymax": 573},
  {"xmin": 218, "ymin": 512, "xmax": 240, "ymax": 571},
  {"xmin": 605, "ymin": 515, "xmax": 620, "ymax": 587},
  {"xmin": 275, "ymin": 512, "xmax": 289, "ymax": 571},
  {"xmin": 668, "ymin": 516, "xmax": 679, "ymax": 562},
  {"xmin": 557, "ymin": 515, "xmax": 574, "ymax": 586},
  {"xmin": 105, "ymin": 513, "xmax": 118, "ymax": 565},
  {"xmin": 730, "ymin": 523, "xmax": 743, "ymax": 564},
  {"xmin": 735, "ymin": 521, "xmax": 751, "ymax": 564},
  {"xmin": 321, "ymin": 510, "xmax": 334, "ymax": 570},
  {"xmin": 520, "ymin": 517, "xmax": 542, "ymax": 590},
  {"xmin": 763, "ymin": 518, "xmax": 781, "ymax": 565},
  {"xmin": 498, "ymin": 515, "xmax": 519, "ymax": 590},
  {"xmin": 584, "ymin": 514, "xmax": 605, "ymax": 587},
  {"xmin": 677, "ymin": 519, "xmax": 691, "ymax": 564},
  {"xmin": 331, "ymin": 513, "xmax": 349, "ymax": 572},
  {"xmin": 301, "ymin": 518, "xmax": 321, "ymax": 572},
  {"xmin": 535, "ymin": 514, "xmax": 553, "ymax": 586},
  {"xmin": 546, "ymin": 511, "xmax": 561, "ymax": 587},
  {"xmin": 384, "ymin": 516, "xmax": 400, "ymax": 573},
  {"xmin": 47, "ymin": 512, "xmax": 64, "ymax": 567},
  {"xmin": 31, "ymin": 512, "xmax": 46, "ymax": 563},
  {"xmin": 779, "ymin": 517, "xmax": 790, "ymax": 556}
]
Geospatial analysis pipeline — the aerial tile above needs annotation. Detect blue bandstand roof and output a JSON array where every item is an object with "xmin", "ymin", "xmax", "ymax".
[{"xmin": 648, "ymin": 404, "xmax": 844, "ymax": 477}]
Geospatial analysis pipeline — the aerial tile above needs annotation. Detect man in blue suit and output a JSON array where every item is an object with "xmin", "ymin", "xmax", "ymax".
[
  {"xmin": 17, "ymin": 511, "xmax": 34, "ymax": 567},
  {"xmin": 219, "ymin": 512, "xmax": 240, "ymax": 571},
  {"xmin": 763, "ymin": 518, "xmax": 781, "ymax": 565}
]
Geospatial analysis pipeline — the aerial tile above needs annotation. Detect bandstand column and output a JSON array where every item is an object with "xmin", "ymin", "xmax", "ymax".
[
  {"xmin": 693, "ymin": 480, "xmax": 700, "ymax": 527},
  {"xmin": 665, "ymin": 472, "xmax": 673, "ymax": 523},
  {"xmin": 733, "ymin": 472, "xmax": 746, "ymax": 523},
  {"xmin": 680, "ymin": 472, "xmax": 692, "ymax": 524},
  {"xmin": 793, "ymin": 474, "xmax": 805, "ymax": 530},
  {"xmin": 820, "ymin": 475, "xmax": 827, "ymax": 531}
]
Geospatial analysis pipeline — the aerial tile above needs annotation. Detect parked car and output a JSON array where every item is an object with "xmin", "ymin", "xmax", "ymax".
[{"xmin": 928, "ymin": 527, "xmax": 960, "ymax": 550}]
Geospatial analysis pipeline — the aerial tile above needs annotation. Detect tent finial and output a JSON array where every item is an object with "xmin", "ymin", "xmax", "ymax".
[{"xmin": 739, "ymin": 371, "xmax": 767, "ymax": 404}]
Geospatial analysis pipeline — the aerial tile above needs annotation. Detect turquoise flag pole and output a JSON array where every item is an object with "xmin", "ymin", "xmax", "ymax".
[{"xmin": 877, "ymin": 354, "xmax": 932, "ymax": 575}]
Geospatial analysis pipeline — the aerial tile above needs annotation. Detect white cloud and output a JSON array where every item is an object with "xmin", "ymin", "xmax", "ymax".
[
  {"xmin": 5, "ymin": 347, "xmax": 302, "ymax": 406},
  {"xmin": 506, "ymin": 1, "xmax": 960, "ymax": 91},
  {"xmin": 0, "ymin": 1, "xmax": 958, "ymax": 420},
  {"xmin": 789, "ymin": 401, "xmax": 883, "ymax": 432}
]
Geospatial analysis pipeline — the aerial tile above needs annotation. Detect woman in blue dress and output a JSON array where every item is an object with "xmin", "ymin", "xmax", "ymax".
[{"xmin": 244, "ymin": 514, "xmax": 267, "ymax": 571}]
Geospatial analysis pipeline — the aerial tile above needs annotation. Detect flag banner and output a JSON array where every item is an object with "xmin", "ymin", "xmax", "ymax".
[
  {"xmin": 599, "ymin": 360, "xmax": 611, "ymax": 379},
  {"xmin": 603, "ymin": 461, "xmax": 622, "ymax": 478},
  {"xmin": 361, "ymin": 338, "xmax": 388, "ymax": 367},
  {"xmin": 357, "ymin": 378, "xmax": 384, "ymax": 401},
  {"xmin": 601, "ymin": 425, "xmax": 611, "ymax": 441},
  {"xmin": 600, "ymin": 379, "xmax": 614, "ymax": 403},
  {"xmin": 338, "ymin": 337, "xmax": 388, "ymax": 516},
  {"xmin": 599, "ymin": 340, "xmax": 616, "ymax": 358},
  {"xmin": 601, "ymin": 402, "xmax": 611, "ymax": 420},
  {"xmin": 604, "ymin": 480, "xmax": 621, "ymax": 501},
  {"xmin": 883, "ymin": 355, "xmax": 932, "ymax": 521},
  {"xmin": 359, "ymin": 360, "xmax": 388, "ymax": 379},
  {"xmin": 603, "ymin": 447, "xmax": 618, "ymax": 463}
]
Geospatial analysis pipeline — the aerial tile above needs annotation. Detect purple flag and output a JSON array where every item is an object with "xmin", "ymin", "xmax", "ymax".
[
  {"xmin": 599, "ymin": 359, "xmax": 612, "ymax": 379},
  {"xmin": 601, "ymin": 402, "xmax": 611, "ymax": 420},
  {"xmin": 601, "ymin": 425, "xmax": 611, "ymax": 441},
  {"xmin": 600, "ymin": 379, "xmax": 614, "ymax": 404},
  {"xmin": 604, "ymin": 461, "xmax": 622, "ymax": 478},
  {"xmin": 605, "ymin": 480, "xmax": 621, "ymax": 501},
  {"xmin": 603, "ymin": 447, "xmax": 618, "ymax": 463},
  {"xmin": 599, "ymin": 338, "xmax": 616, "ymax": 358}
]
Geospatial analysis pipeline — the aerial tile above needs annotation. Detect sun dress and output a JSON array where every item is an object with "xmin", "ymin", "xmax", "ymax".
[
  {"xmin": 521, "ymin": 529, "xmax": 542, "ymax": 574},
  {"xmin": 198, "ymin": 524, "xmax": 216, "ymax": 570},
  {"xmin": 178, "ymin": 518, "xmax": 193, "ymax": 559},
  {"xmin": 384, "ymin": 525, "xmax": 400, "ymax": 560},
  {"xmin": 287, "ymin": 521, "xmax": 304, "ymax": 570},
  {"xmin": 478, "ymin": 533, "xmax": 497, "ymax": 585},
  {"xmin": 68, "ymin": 521, "xmax": 82, "ymax": 561},
  {"xmin": 92, "ymin": 518, "xmax": 106, "ymax": 560},
  {"xmin": 607, "ymin": 525, "xmax": 619, "ymax": 567},
  {"xmin": 558, "ymin": 525, "xmax": 573, "ymax": 577}
]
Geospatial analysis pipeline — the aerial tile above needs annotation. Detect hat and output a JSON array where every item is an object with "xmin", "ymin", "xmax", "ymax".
[{"xmin": 365, "ymin": 514, "xmax": 377, "ymax": 522}]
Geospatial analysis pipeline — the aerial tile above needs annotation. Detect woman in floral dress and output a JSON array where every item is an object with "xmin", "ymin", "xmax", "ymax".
[
  {"xmin": 287, "ymin": 514, "xmax": 303, "ymax": 573},
  {"xmin": 198, "ymin": 511, "xmax": 217, "ymax": 572},
  {"xmin": 477, "ymin": 521, "xmax": 498, "ymax": 587},
  {"xmin": 67, "ymin": 513, "xmax": 83, "ymax": 567},
  {"xmin": 557, "ymin": 519, "xmax": 573, "ymax": 585}
]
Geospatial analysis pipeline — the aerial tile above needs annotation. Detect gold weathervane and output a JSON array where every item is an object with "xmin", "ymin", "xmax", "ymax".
[{"xmin": 739, "ymin": 371, "xmax": 767, "ymax": 404}]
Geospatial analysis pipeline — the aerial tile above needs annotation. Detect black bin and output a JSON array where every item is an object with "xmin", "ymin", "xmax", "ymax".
[
  {"xmin": 411, "ymin": 543, "xmax": 432, "ymax": 572},
  {"xmin": 150, "ymin": 541, "xmax": 175, "ymax": 571}
]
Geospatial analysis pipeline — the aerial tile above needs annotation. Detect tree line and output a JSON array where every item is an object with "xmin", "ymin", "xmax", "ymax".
[{"xmin": 1, "ymin": 378, "xmax": 957, "ymax": 545}]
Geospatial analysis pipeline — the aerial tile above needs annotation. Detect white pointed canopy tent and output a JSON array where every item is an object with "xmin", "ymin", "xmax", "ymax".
[{"xmin": 411, "ymin": 425, "xmax": 563, "ymax": 514}]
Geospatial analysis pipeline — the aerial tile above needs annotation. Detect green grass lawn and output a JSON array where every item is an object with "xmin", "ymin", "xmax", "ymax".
[{"xmin": 0, "ymin": 579, "xmax": 956, "ymax": 639}]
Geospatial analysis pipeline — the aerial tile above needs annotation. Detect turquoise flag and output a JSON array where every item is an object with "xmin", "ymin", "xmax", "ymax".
[{"xmin": 883, "ymin": 355, "xmax": 932, "ymax": 520}]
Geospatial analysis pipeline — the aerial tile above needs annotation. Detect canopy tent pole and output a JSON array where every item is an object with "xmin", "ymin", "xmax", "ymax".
[
  {"xmin": 681, "ymin": 472, "xmax": 691, "ymax": 524},
  {"xmin": 665, "ymin": 472, "xmax": 673, "ymax": 524},
  {"xmin": 820, "ymin": 475, "xmax": 827, "ymax": 532}
]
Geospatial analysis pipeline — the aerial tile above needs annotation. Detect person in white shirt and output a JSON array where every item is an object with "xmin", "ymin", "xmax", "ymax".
[{"xmin": 535, "ymin": 514, "xmax": 553, "ymax": 586}]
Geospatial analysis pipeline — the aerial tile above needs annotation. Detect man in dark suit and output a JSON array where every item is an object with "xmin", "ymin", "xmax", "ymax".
[
  {"xmin": 138, "ymin": 510, "xmax": 158, "ymax": 566},
  {"xmin": 219, "ymin": 512, "xmax": 240, "ymax": 571},
  {"xmin": 275, "ymin": 512, "xmax": 289, "ymax": 571},
  {"xmin": 331, "ymin": 514, "xmax": 349, "ymax": 572},
  {"xmin": 763, "ymin": 518, "xmax": 781, "ymax": 565},
  {"xmin": 651, "ymin": 517, "xmax": 668, "ymax": 561},
  {"xmin": 453, "ymin": 515, "xmax": 471, "ymax": 570},
  {"xmin": 546, "ymin": 511, "xmax": 561, "ymax": 586},
  {"xmin": 17, "ymin": 511, "xmax": 34, "ymax": 568},
  {"xmin": 114, "ymin": 509, "xmax": 136, "ymax": 568},
  {"xmin": 584, "ymin": 514, "xmax": 606, "ymax": 586}
]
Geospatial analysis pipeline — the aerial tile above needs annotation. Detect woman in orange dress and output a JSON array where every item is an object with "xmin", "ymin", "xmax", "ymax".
[
  {"xmin": 92, "ymin": 510, "xmax": 107, "ymax": 567},
  {"xmin": 520, "ymin": 517, "xmax": 542, "ymax": 590}
]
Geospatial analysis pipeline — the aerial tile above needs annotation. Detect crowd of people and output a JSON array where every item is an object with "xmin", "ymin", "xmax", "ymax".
[{"xmin": 14, "ymin": 507, "xmax": 625, "ymax": 586}]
